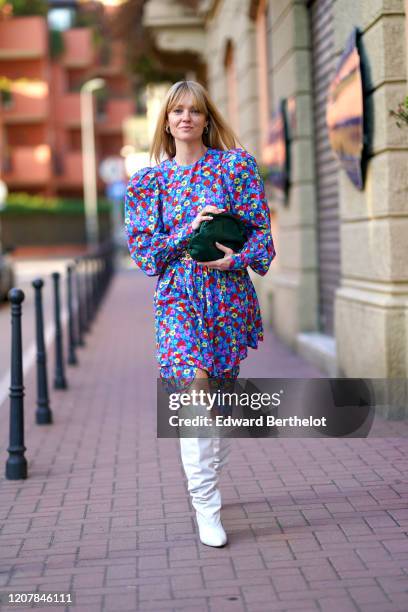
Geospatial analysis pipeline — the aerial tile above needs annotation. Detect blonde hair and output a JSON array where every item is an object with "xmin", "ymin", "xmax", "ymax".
[{"xmin": 149, "ymin": 80, "xmax": 245, "ymax": 166}]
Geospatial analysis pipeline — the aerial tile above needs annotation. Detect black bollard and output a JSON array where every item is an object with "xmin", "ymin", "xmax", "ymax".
[
  {"xmin": 98, "ymin": 256, "xmax": 104, "ymax": 302},
  {"xmin": 82, "ymin": 257, "xmax": 91, "ymax": 332},
  {"xmin": 94, "ymin": 258, "xmax": 100, "ymax": 310},
  {"xmin": 89, "ymin": 257, "xmax": 96, "ymax": 317},
  {"xmin": 74, "ymin": 259, "xmax": 85, "ymax": 346},
  {"xmin": 100, "ymin": 254, "xmax": 105, "ymax": 298},
  {"xmin": 66, "ymin": 266, "xmax": 78, "ymax": 365},
  {"xmin": 6, "ymin": 288, "xmax": 27, "ymax": 480},
  {"xmin": 52, "ymin": 272, "xmax": 67, "ymax": 389},
  {"xmin": 102, "ymin": 250, "xmax": 108, "ymax": 295},
  {"xmin": 87, "ymin": 257, "xmax": 95, "ymax": 325},
  {"xmin": 32, "ymin": 279, "xmax": 52, "ymax": 425},
  {"xmin": 94, "ymin": 257, "xmax": 100, "ymax": 308},
  {"xmin": 103, "ymin": 255, "xmax": 108, "ymax": 294},
  {"xmin": 92, "ymin": 258, "xmax": 99, "ymax": 313}
]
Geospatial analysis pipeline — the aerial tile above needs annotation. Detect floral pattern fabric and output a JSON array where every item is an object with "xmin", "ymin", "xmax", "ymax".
[{"xmin": 124, "ymin": 147, "xmax": 276, "ymax": 392}]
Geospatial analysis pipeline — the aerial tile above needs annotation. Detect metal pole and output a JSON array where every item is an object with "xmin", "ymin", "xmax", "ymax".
[
  {"xmin": 80, "ymin": 88, "xmax": 99, "ymax": 248},
  {"xmin": 85, "ymin": 256, "xmax": 94, "ymax": 327},
  {"xmin": 32, "ymin": 279, "xmax": 52, "ymax": 425},
  {"xmin": 91, "ymin": 257, "xmax": 98, "ymax": 314},
  {"xmin": 67, "ymin": 266, "xmax": 78, "ymax": 366},
  {"xmin": 74, "ymin": 259, "xmax": 85, "ymax": 347},
  {"xmin": 52, "ymin": 272, "xmax": 67, "ymax": 390},
  {"xmin": 82, "ymin": 257, "xmax": 90, "ymax": 333},
  {"xmin": 6, "ymin": 288, "xmax": 27, "ymax": 480},
  {"xmin": 80, "ymin": 79, "xmax": 104, "ymax": 249},
  {"xmin": 0, "ymin": 179, "xmax": 9, "ymax": 252}
]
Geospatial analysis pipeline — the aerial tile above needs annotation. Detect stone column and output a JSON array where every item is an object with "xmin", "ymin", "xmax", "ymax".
[
  {"xmin": 334, "ymin": 0, "xmax": 408, "ymax": 377},
  {"xmin": 267, "ymin": 0, "xmax": 320, "ymax": 347}
]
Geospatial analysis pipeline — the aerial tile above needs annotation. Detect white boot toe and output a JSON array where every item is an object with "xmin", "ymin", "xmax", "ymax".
[{"xmin": 196, "ymin": 512, "xmax": 228, "ymax": 547}]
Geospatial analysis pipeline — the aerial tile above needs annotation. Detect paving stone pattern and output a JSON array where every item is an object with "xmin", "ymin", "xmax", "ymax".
[{"xmin": 0, "ymin": 269, "xmax": 407, "ymax": 612}]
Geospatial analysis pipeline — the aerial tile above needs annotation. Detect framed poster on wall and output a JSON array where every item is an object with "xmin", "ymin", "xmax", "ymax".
[{"xmin": 326, "ymin": 27, "xmax": 365, "ymax": 190}]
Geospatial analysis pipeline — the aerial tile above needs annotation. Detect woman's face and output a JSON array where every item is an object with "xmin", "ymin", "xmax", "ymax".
[{"xmin": 166, "ymin": 92, "xmax": 208, "ymax": 145}]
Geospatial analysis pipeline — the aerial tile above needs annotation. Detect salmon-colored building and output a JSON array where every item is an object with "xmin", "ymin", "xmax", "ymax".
[{"xmin": 0, "ymin": 14, "xmax": 134, "ymax": 196}]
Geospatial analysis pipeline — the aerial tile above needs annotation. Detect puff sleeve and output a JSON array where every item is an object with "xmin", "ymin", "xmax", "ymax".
[
  {"xmin": 124, "ymin": 167, "xmax": 195, "ymax": 277},
  {"xmin": 222, "ymin": 148, "xmax": 276, "ymax": 276}
]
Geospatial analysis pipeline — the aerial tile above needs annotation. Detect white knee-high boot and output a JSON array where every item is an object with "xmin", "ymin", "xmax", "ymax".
[
  {"xmin": 179, "ymin": 436, "xmax": 227, "ymax": 547},
  {"xmin": 213, "ymin": 436, "xmax": 231, "ymax": 475}
]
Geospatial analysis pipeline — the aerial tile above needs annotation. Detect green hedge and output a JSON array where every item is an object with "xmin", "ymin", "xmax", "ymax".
[
  {"xmin": 0, "ymin": 0, "xmax": 48, "ymax": 16},
  {"xmin": 1, "ymin": 193, "xmax": 112, "ymax": 215}
]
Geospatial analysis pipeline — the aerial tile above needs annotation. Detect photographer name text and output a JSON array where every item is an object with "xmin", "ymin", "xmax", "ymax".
[{"xmin": 169, "ymin": 415, "xmax": 327, "ymax": 427}]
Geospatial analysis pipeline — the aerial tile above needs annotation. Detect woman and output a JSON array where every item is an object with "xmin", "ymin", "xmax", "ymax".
[{"xmin": 125, "ymin": 80, "xmax": 276, "ymax": 548}]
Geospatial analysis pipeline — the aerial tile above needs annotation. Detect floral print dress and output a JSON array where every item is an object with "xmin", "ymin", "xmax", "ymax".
[{"xmin": 125, "ymin": 147, "xmax": 276, "ymax": 392}]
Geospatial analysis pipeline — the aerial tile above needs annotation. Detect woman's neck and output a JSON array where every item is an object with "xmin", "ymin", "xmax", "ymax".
[{"xmin": 173, "ymin": 142, "xmax": 208, "ymax": 166}]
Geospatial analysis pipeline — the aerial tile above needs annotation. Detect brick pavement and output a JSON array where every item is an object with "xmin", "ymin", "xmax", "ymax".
[{"xmin": 0, "ymin": 268, "xmax": 407, "ymax": 612}]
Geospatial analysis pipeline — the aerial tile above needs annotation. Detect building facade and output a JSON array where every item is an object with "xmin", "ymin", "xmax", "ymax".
[
  {"xmin": 144, "ymin": 0, "xmax": 408, "ymax": 379},
  {"xmin": 0, "ymin": 12, "xmax": 133, "ymax": 197}
]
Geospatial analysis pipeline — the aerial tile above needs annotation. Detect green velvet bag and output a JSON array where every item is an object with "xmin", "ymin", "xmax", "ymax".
[{"xmin": 187, "ymin": 212, "xmax": 247, "ymax": 262}]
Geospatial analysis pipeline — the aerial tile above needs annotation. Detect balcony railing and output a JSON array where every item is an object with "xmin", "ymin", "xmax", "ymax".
[
  {"xmin": 143, "ymin": 0, "xmax": 205, "ymax": 55},
  {"xmin": 95, "ymin": 41, "xmax": 125, "ymax": 76},
  {"xmin": 57, "ymin": 151, "xmax": 83, "ymax": 188},
  {"xmin": 2, "ymin": 145, "xmax": 52, "ymax": 186},
  {"xmin": 57, "ymin": 93, "xmax": 81, "ymax": 127},
  {"xmin": 97, "ymin": 99, "xmax": 134, "ymax": 133},
  {"xmin": 1, "ymin": 84, "xmax": 49, "ymax": 124},
  {"xmin": 62, "ymin": 28, "xmax": 94, "ymax": 68},
  {"xmin": 0, "ymin": 17, "xmax": 47, "ymax": 60}
]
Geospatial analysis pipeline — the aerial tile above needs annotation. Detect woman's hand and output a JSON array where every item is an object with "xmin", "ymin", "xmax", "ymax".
[
  {"xmin": 196, "ymin": 242, "xmax": 235, "ymax": 271},
  {"xmin": 191, "ymin": 205, "xmax": 225, "ymax": 231}
]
